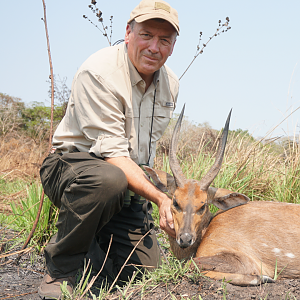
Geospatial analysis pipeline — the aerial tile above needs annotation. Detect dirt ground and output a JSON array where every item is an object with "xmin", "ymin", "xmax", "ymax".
[
  {"xmin": 1, "ymin": 228, "xmax": 300, "ymax": 300},
  {"xmin": 1, "ymin": 260, "xmax": 300, "ymax": 300}
]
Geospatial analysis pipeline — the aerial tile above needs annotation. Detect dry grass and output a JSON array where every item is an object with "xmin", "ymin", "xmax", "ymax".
[
  {"xmin": 155, "ymin": 122, "xmax": 300, "ymax": 205},
  {"xmin": 0, "ymin": 132, "xmax": 47, "ymax": 215},
  {"xmin": 1, "ymin": 116, "xmax": 299, "ymax": 207},
  {"xmin": 0, "ymin": 133, "xmax": 47, "ymax": 181},
  {"xmin": 219, "ymin": 133, "xmax": 300, "ymax": 203},
  {"xmin": 156, "ymin": 116, "xmax": 218, "ymax": 167}
]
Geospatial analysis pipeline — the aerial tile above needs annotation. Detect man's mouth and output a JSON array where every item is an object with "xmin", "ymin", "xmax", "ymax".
[{"xmin": 143, "ymin": 55, "xmax": 158, "ymax": 62}]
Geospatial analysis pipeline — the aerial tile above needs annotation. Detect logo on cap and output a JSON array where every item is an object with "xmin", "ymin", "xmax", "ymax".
[{"xmin": 155, "ymin": 2, "xmax": 171, "ymax": 13}]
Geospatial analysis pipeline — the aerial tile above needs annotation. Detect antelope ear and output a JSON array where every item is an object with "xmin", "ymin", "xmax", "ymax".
[
  {"xmin": 207, "ymin": 187, "xmax": 249, "ymax": 211},
  {"xmin": 143, "ymin": 166, "xmax": 176, "ymax": 196}
]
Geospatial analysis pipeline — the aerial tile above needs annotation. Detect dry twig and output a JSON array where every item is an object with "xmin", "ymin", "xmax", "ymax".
[
  {"xmin": 79, "ymin": 234, "xmax": 113, "ymax": 299},
  {"xmin": 107, "ymin": 230, "xmax": 152, "ymax": 294},
  {"xmin": 19, "ymin": 0, "xmax": 55, "ymax": 255},
  {"xmin": 179, "ymin": 17, "xmax": 231, "ymax": 80},
  {"xmin": 83, "ymin": 0, "xmax": 113, "ymax": 46}
]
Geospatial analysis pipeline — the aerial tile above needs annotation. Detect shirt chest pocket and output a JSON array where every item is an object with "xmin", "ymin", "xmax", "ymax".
[{"xmin": 150, "ymin": 106, "xmax": 173, "ymax": 142}]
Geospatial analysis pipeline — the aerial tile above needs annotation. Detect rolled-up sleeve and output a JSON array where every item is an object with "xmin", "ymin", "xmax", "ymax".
[{"xmin": 73, "ymin": 70, "xmax": 130, "ymax": 158}]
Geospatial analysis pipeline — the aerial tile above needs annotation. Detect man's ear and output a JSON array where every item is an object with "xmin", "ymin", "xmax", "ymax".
[
  {"xmin": 207, "ymin": 187, "xmax": 249, "ymax": 211},
  {"xmin": 125, "ymin": 24, "xmax": 131, "ymax": 45},
  {"xmin": 143, "ymin": 166, "xmax": 176, "ymax": 196}
]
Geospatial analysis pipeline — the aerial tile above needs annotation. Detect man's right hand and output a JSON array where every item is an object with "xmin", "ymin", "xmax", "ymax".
[
  {"xmin": 105, "ymin": 156, "xmax": 176, "ymax": 238},
  {"xmin": 157, "ymin": 195, "xmax": 175, "ymax": 238}
]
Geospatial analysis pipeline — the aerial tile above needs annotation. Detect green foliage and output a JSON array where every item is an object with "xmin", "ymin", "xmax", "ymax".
[
  {"xmin": 0, "ymin": 178, "xmax": 28, "ymax": 195},
  {"xmin": 1, "ymin": 75, "xmax": 69, "ymax": 140},
  {"xmin": 284, "ymin": 291, "xmax": 297, "ymax": 300},
  {"xmin": 0, "ymin": 179, "xmax": 29, "ymax": 227},
  {"xmin": 148, "ymin": 257, "xmax": 200, "ymax": 284},
  {"xmin": 229, "ymin": 128, "xmax": 255, "ymax": 142},
  {"xmin": 61, "ymin": 260, "xmax": 111, "ymax": 300},
  {"xmin": 60, "ymin": 281, "xmax": 73, "ymax": 300},
  {"xmin": 0, "ymin": 97, "xmax": 65, "ymax": 141},
  {"xmin": 220, "ymin": 278, "xmax": 229, "ymax": 299},
  {"xmin": 272, "ymin": 160, "xmax": 300, "ymax": 204},
  {"xmin": 9, "ymin": 182, "xmax": 58, "ymax": 251},
  {"xmin": 156, "ymin": 117, "xmax": 300, "ymax": 206},
  {"xmin": 21, "ymin": 101, "xmax": 64, "ymax": 140}
]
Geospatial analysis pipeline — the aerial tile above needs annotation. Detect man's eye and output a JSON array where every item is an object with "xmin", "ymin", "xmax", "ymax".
[{"xmin": 161, "ymin": 39, "xmax": 170, "ymax": 45}]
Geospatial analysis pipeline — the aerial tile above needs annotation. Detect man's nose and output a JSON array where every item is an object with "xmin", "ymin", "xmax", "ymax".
[{"xmin": 148, "ymin": 38, "xmax": 159, "ymax": 53}]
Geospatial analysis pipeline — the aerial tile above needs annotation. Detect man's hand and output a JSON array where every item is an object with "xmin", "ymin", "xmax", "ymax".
[
  {"xmin": 157, "ymin": 196, "xmax": 175, "ymax": 238},
  {"xmin": 105, "ymin": 156, "xmax": 176, "ymax": 238}
]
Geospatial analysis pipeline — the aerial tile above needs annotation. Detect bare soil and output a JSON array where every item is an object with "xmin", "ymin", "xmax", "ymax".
[
  {"xmin": 126, "ymin": 277, "xmax": 300, "ymax": 300},
  {"xmin": 1, "ymin": 233, "xmax": 300, "ymax": 300},
  {"xmin": 1, "ymin": 258, "xmax": 300, "ymax": 300}
]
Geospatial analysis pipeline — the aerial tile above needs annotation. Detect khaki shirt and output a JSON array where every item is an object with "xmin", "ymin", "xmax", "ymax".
[{"xmin": 53, "ymin": 43, "xmax": 179, "ymax": 167}]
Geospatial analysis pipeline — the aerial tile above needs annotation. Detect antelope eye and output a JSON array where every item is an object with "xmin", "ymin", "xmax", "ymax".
[
  {"xmin": 173, "ymin": 198, "xmax": 180, "ymax": 209},
  {"xmin": 197, "ymin": 204, "xmax": 207, "ymax": 214}
]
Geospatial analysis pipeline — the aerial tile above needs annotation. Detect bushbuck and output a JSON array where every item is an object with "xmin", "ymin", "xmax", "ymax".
[{"xmin": 145, "ymin": 106, "xmax": 300, "ymax": 286}]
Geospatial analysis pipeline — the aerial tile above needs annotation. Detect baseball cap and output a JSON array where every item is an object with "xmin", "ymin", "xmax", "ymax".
[{"xmin": 128, "ymin": 0, "xmax": 180, "ymax": 35}]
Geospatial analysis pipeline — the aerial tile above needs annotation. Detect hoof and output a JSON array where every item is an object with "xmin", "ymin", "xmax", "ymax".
[{"xmin": 261, "ymin": 275, "xmax": 275, "ymax": 284}]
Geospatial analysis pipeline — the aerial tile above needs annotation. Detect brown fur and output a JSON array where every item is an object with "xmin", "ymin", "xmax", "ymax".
[
  {"xmin": 195, "ymin": 201, "xmax": 300, "ymax": 283},
  {"xmin": 144, "ymin": 166, "xmax": 300, "ymax": 286}
]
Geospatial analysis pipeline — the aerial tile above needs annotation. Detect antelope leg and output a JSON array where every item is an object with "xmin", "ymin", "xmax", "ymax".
[
  {"xmin": 201, "ymin": 271, "xmax": 274, "ymax": 286},
  {"xmin": 192, "ymin": 255, "xmax": 275, "ymax": 286}
]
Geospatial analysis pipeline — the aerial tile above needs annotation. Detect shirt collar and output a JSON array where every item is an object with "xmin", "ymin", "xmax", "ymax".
[{"xmin": 125, "ymin": 44, "xmax": 161, "ymax": 88}]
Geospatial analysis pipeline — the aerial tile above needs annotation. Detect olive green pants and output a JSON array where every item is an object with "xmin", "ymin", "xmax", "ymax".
[{"xmin": 40, "ymin": 150, "xmax": 160, "ymax": 283}]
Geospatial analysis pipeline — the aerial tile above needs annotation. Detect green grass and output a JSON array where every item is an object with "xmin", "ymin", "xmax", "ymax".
[
  {"xmin": 61, "ymin": 256, "xmax": 203, "ymax": 300},
  {"xmin": 0, "ymin": 178, "xmax": 29, "ymax": 228},
  {"xmin": 9, "ymin": 182, "xmax": 58, "ymax": 250},
  {"xmin": 155, "ymin": 133, "xmax": 300, "ymax": 207},
  {"xmin": 75, "ymin": 133, "xmax": 300, "ymax": 298},
  {"xmin": 1, "ymin": 129, "xmax": 300, "ymax": 298},
  {"xmin": 0, "ymin": 178, "xmax": 28, "ymax": 195},
  {"xmin": 0, "ymin": 180, "xmax": 58, "ymax": 251}
]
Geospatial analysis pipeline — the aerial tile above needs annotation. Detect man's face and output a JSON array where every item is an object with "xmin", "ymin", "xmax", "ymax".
[{"xmin": 125, "ymin": 19, "xmax": 177, "ymax": 79}]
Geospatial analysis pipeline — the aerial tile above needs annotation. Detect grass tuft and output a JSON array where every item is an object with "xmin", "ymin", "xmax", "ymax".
[{"xmin": 8, "ymin": 182, "xmax": 58, "ymax": 251}]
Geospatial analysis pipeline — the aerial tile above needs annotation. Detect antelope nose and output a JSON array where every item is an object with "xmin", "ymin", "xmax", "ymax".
[{"xmin": 179, "ymin": 233, "xmax": 193, "ymax": 248}]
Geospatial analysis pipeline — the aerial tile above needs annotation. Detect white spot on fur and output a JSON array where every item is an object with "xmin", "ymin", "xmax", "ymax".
[
  {"xmin": 262, "ymin": 243, "xmax": 268, "ymax": 247},
  {"xmin": 285, "ymin": 253, "xmax": 295, "ymax": 258},
  {"xmin": 272, "ymin": 248, "xmax": 281, "ymax": 255},
  {"xmin": 250, "ymin": 279, "xmax": 258, "ymax": 285},
  {"xmin": 183, "ymin": 212, "xmax": 186, "ymax": 215}
]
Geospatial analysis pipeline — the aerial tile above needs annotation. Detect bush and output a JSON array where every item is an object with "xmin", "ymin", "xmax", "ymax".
[{"xmin": 0, "ymin": 93, "xmax": 25, "ymax": 137}]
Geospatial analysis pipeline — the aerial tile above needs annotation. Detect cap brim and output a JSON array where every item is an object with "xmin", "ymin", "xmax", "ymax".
[{"xmin": 129, "ymin": 12, "xmax": 179, "ymax": 35}]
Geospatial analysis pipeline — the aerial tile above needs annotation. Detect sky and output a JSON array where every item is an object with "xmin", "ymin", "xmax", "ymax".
[{"xmin": 0, "ymin": 0, "xmax": 299, "ymax": 138}]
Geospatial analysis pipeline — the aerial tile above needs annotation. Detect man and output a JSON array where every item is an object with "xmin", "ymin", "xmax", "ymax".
[{"xmin": 38, "ymin": 0, "xmax": 179, "ymax": 298}]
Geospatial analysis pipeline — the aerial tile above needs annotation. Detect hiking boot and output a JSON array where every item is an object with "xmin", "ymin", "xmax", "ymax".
[{"xmin": 38, "ymin": 274, "xmax": 75, "ymax": 299}]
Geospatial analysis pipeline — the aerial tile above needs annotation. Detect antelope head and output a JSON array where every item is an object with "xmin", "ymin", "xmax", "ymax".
[{"xmin": 145, "ymin": 106, "xmax": 249, "ymax": 250}]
